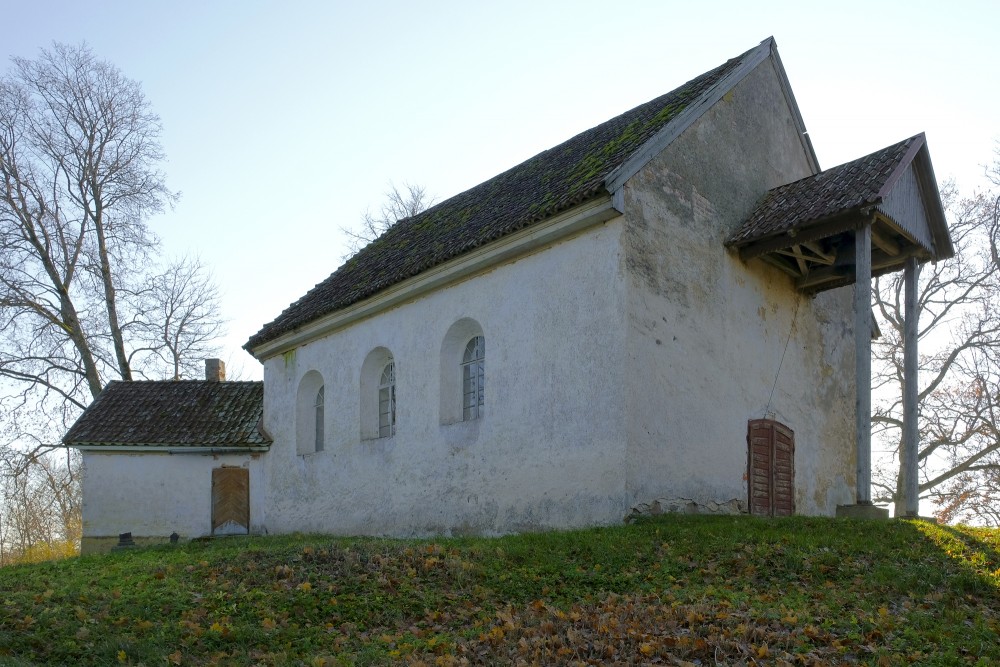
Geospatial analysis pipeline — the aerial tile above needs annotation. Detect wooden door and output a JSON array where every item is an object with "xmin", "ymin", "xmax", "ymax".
[
  {"xmin": 747, "ymin": 419, "xmax": 795, "ymax": 517},
  {"xmin": 212, "ymin": 467, "xmax": 249, "ymax": 535}
]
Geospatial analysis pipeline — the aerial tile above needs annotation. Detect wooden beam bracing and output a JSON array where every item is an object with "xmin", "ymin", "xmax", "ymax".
[
  {"xmin": 794, "ymin": 246, "xmax": 924, "ymax": 291},
  {"xmin": 871, "ymin": 226, "xmax": 901, "ymax": 257},
  {"xmin": 792, "ymin": 244, "xmax": 808, "ymax": 275},
  {"xmin": 802, "ymin": 242, "xmax": 834, "ymax": 264},
  {"xmin": 760, "ymin": 253, "xmax": 802, "ymax": 278}
]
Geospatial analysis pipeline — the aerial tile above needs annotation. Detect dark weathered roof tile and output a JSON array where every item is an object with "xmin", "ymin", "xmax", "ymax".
[
  {"xmin": 63, "ymin": 381, "xmax": 269, "ymax": 448},
  {"xmin": 728, "ymin": 135, "xmax": 919, "ymax": 246}
]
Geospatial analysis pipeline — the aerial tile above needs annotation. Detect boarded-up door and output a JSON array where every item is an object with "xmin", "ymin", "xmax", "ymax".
[
  {"xmin": 212, "ymin": 467, "xmax": 249, "ymax": 535},
  {"xmin": 747, "ymin": 419, "xmax": 795, "ymax": 517}
]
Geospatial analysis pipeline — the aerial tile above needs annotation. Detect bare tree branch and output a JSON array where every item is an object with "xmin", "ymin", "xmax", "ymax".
[{"xmin": 340, "ymin": 182, "xmax": 433, "ymax": 258}]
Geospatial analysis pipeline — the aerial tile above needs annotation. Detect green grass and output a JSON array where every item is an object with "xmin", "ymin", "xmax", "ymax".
[{"xmin": 1, "ymin": 516, "xmax": 998, "ymax": 665}]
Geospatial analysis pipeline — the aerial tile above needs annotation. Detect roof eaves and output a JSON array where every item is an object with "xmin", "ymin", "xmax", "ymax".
[
  {"xmin": 247, "ymin": 195, "xmax": 619, "ymax": 359},
  {"xmin": 733, "ymin": 205, "xmax": 872, "ymax": 261},
  {"xmin": 69, "ymin": 443, "xmax": 270, "ymax": 453}
]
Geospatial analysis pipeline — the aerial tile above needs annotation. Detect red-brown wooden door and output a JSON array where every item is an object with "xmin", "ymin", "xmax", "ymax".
[
  {"xmin": 747, "ymin": 419, "xmax": 795, "ymax": 517},
  {"xmin": 212, "ymin": 467, "xmax": 249, "ymax": 535}
]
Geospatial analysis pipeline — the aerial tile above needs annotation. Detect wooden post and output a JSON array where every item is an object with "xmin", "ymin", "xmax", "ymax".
[
  {"xmin": 854, "ymin": 223, "xmax": 872, "ymax": 504},
  {"xmin": 902, "ymin": 256, "xmax": 920, "ymax": 516}
]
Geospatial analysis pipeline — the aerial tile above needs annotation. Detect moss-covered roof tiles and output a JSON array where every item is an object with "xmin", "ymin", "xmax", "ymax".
[
  {"xmin": 246, "ymin": 43, "xmax": 762, "ymax": 353},
  {"xmin": 63, "ymin": 381, "xmax": 269, "ymax": 448}
]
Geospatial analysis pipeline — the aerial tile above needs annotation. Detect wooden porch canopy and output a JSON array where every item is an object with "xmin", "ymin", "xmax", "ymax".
[
  {"xmin": 728, "ymin": 133, "xmax": 953, "ymax": 517},
  {"xmin": 727, "ymin": 133, "xmax": 952, "ymax": 293}
]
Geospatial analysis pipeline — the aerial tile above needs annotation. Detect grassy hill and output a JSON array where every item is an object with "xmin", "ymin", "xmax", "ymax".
[{"xmin": 0, "ymin": 515, "xmax": 997, "ymax": 666}]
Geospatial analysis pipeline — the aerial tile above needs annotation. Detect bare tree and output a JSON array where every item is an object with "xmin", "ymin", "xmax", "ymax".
[
  {"xmin": 0, "ymin": 446, "xmax": 80, "ymax": 565},
  {"xmin": 0, "ymin": 43, "xmax": 227, "ymax": 406},
  {"xmin": 1, "ymin": 42, "xmax": 172, "ymax": 407},
  {"xmin": 0, "ymin": 43, "xmax": 226, "ymax": 558},
  {"xmin": 127, "ymin": 256, "xmax": 226, "ymax": 380},
  {"xmin": 341, "ymin": 182, "xmax": 433, "ymax": 256},
  {"xmin": 871, "ymin": 178, "xmax": 1000, "ymax": 522}
]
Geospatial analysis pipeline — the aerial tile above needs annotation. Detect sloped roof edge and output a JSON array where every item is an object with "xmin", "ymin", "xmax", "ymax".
[
  {"xmin": 605, "ymin": 37, "xmax": 818, "ymax": 194},
  {"xmin": 908, "ymin": 136, "xmax": 953, "ymax": 260}
]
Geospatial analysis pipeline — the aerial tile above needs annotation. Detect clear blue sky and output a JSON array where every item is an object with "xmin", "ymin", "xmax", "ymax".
[{"xmin": 5, "ymin": 1, "xmax": 997, "ymax": 379}]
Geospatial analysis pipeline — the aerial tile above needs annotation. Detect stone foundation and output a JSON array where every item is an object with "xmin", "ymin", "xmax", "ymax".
[
  {"xmin": 625, "ymin": 497, "xmax": 747, "ymax": 522},
  {"xmin": 835, "ymin": 503, "xmax": 889, "ymax": 520}
]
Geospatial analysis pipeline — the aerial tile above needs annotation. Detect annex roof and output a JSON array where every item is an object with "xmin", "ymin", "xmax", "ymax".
[
  {"xmin": 728, "ymin": 133, "xmax": 952, "ymax": 293},
  {"xmin": 246, "ymin": 38, "xmax": 807, "ymax": 354},
  {"xmin": 63, "ymin": 381, "xmax": 270, "ymax": 450}
]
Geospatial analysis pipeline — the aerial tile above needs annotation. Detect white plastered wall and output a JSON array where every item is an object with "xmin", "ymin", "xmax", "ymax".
[
  {"xmin": 260, "ymin": 220, "xmax": 630, "ymax": 536},
  {"xmin": 621, "ymin": 57, "xmax": 856, "ymax": 515},
  {"xmin": 80, "ymin": 451, "xmax": 265, "ymax": 549}
]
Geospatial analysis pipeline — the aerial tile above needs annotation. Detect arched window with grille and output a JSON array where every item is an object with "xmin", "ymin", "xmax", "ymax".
[
  {"xmin": 378, "ymin": 361, "xmax": 396, "ymax": 438},
  {"xmin": 462, "ymin": 336, "xmax": 485, "ymax": 421},
  {"xmin": 440, "ymin": 319, "xmax": 485, "ymax": 425},
  {"xmin": 361, "ymin": 347, "xmax": 395, "ymax": 440}
]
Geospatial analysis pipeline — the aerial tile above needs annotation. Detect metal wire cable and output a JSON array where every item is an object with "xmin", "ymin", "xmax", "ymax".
[{"xmin": 764, "ymin": 296, "xmax": 802, "ymax": 418}]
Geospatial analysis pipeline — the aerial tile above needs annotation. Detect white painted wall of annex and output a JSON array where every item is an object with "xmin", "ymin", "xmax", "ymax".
[
  {"xmin": 622, "ymin": 58, "xmax": 857, "ymax": 515},
  {"xmin": 80, "ymin": 451, "xmax": 264, "ymax": 542},
  {"xmin": 260, "ymin": 220, "xmax": 629, "ymax": 537}
]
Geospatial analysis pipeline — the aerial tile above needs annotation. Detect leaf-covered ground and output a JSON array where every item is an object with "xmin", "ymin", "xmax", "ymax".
[{"xmin": 1, "ymin": 516, "xmax": 998, "ymax": 665}]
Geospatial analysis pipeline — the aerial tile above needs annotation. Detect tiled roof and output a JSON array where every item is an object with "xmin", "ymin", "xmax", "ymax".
[
  {"xmin": 246, "ymin": 43, "xmax": 765, "ymax": 352},
  {"xmin": 728, "ymin": 135, "xmax": 920, "ymax": 246},
  {"xmin": 63, "ymin": 381, "xmax": 269, "ymax": 448}
]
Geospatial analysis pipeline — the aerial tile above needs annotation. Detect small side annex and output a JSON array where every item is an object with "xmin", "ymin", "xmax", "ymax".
[{"xmin": 63, "ymin": 361, "xmax": 270, "ymax": 554}]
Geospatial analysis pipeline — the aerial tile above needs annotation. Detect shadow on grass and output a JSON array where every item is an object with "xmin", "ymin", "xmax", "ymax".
[{"xmin": 921, "ymin": 521, "xmax": 1000, "ymax": 594}]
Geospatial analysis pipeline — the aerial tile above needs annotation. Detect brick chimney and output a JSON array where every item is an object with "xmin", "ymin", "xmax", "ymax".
[{"xmin": 205, "ymin": 358, "xmax": 226, "ymax": 382}]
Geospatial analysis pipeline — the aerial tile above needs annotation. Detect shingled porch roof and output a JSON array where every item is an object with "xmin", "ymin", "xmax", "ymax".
[
  {"xmin": 63, "ymin": 381, "xmax": 270, "ymax": 450},
  {"xmin": 246, "ymin": 38, "xmax": 803, "ymax": 354},
  {"xmin": 727, "ymin": 133, "xmax": 952, "ymax": 293}
]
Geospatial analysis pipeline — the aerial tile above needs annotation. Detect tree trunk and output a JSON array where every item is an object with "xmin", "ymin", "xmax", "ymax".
[{"xmin": 92, "ymin": 204, "xmax": 132, "ymax": 381}]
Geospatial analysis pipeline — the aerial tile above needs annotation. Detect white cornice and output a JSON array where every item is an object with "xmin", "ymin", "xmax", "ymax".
[{"xmin": 251, "ymin": 196, "xmax": 620, "ymax": 360}]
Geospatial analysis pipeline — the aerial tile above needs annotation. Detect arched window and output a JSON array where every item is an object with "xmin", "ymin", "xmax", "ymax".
[
  {"xmin": 361, "ymin": 347, "xmax": 395, "ymax": 440},
  {"xmin": 314, "ymin": 386, "xmax": 325, "ymax": 452},
  {"xmin": 440, "ymin": 319, "xmax": 485, "ymax": 425},
  {"xmin": 462, "ymin": 336, "xmax": 485, "ymax": 420},
  {"xmin": 378, "ymin": 361, "xmax": 396, "ymax": 438},
  {"xmin": 296, "ymin": 370, "xmax": 324, "ymax": 455}
]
